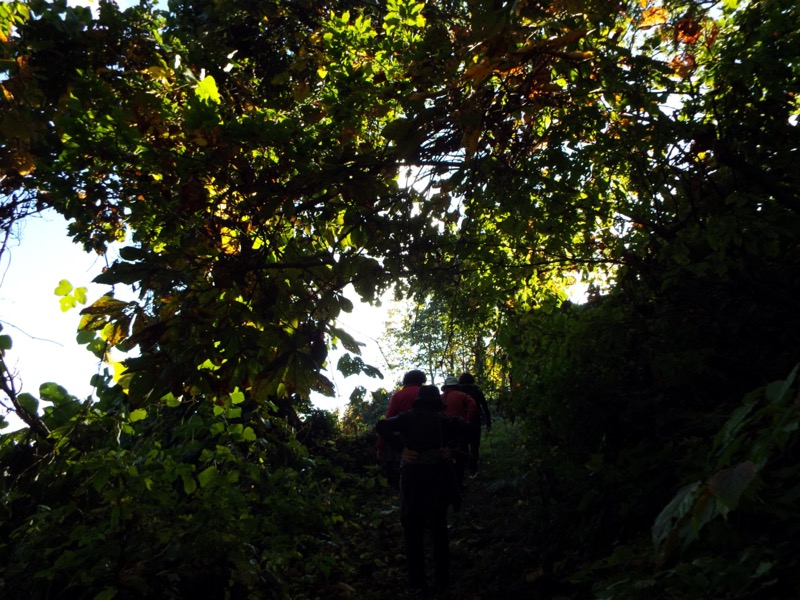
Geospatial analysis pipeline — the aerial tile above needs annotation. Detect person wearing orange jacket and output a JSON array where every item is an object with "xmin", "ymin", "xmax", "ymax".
[
  {"xmin": 441, "ymin": 376, "xmax": 477, "ymax": 493},
  {"xmin": 375, "ymin": 385, "xmax": 471, "ymax": 598},
  {"xmin": 376, "ymin": 369, "xmax": 427, "ymax": 486}
]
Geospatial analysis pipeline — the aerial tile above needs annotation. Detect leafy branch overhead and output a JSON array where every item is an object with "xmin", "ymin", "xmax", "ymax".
[{"xmin": 3, "ymin": 0, "xmax": 800, "ymax": 597}]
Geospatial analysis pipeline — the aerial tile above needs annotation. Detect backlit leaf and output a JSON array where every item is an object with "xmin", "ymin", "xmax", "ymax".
[
  {"xmin": 54, "ymin": 279, "xmax": 72, "ymax": 296},
  {"xmin": 17, "ymin": 392, "xmax": 39, "ymax": 415},
  {"xmin": 640, "ymin": 7, "xmax": 668, "ymax": 28},
  {"xmin": 129, "ymin": 408, "xmax": 148, "ymax": 422},
  {"xmin": 195, "ymin": 75, "xmax": 221, "ymax": 104}
]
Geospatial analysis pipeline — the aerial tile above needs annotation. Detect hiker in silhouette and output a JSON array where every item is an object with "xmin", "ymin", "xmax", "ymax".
[
  {"xmin": 458, "ymin": 372, "xmax": 492, "ymax": 478},
  {"xmin": 375, "ymin": 385, "xmax": 471, "ymax": 599},
  {"xmin": 441, "ymin": 376, "xmax": 477, "ymax": 495},
  {"xmin": 377, "ymin": 369, "xmax": 427, "ymax": 487}
]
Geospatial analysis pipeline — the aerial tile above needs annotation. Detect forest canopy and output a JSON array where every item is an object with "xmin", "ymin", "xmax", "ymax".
[{"xmin": 2, "ymin": 0, "xmax": 800, "ymax": 597}]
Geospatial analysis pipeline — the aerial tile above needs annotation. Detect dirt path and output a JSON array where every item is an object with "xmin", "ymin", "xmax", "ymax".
[{"xmin": 336, "ymin": 422, "xmax": 561, "ymax": 600}]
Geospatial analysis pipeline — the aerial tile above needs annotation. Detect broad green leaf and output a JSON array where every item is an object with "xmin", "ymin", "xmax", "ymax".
[
  {"xmin": 195, "ymin": 75, "xmax": 221, "ymax": 104},
  {"xmin": 182, "ymin": 474, "xmax": 197, "ymax": 494},
  {"xmin": 79, "ymin": 294, "xmax": 130, "ymax": 318},
  {"xmin": 709, "ymin": 461, "xmax": 758, "ymax": 515},
  {"xmin": 330, "ymin": 326, "xmax": 364, "ymax": 354},
  {"xmin": 17, "ymin": 392, "xmax": 39, "ymax": 415},
  {"xmin": 162, "ymin": 392, "xmax": 181, "ymax": 407},
  {"xmin": 765, "ymin": 364, "xmax": 797, "ymax": 404},
  {"xmin": 91, "ymin": 468, "xmax": 111, "ymax": 493},
  {"xmin": 73, "ymin": 286, "xmax": 88, "ymax": 304},
  {"xmin": 54, "ymin": 279, "xmax": 73, "ymax": 296},
  {"xmin": 230, "ymin": 388, "xmax": 245, "ymax": 404},
  {"xmin": 129, "ymin": 408, "xmax": 148, "ymax": 422},
  {"xmin": 59, "ymin": 295, "xmax": 77, "ymax": 312},
  {"xmin": 652, "ymin": 481, "xmax": 700, "ymax": 550},
  {"xmin": 39, "ymin": 382, "xmax": 69, "ymax": 405},
  {"xmin": 197, "ymin": 466, "xmax": 218, "ymax": 487},
  {"xmin": 76, "ymin": 330, "xmax": 95, "ymax": 344},
  {"xmin": 118, "ymin": 245, "xmax": 146, "ymax": 261},
  {"xmin": 92, "ymin": 587, "xmax": 117, "ymax": 600}
]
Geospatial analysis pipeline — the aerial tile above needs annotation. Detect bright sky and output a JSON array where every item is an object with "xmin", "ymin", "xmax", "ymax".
[
  {"xmin": 0, "ymin": 213, "xmax": 396, "ymax": 428},
  {"xmin": 0, "ymin": 213, "xmax": 112, "ymax": 401}
]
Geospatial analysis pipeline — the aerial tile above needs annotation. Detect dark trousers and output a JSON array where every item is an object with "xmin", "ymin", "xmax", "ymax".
[
  {"xmin": 453, "ymin": 444, "xmax": 467, "ymax": 491},
  {"xmin": 467, "ymin": 423, "xmax": 482, "ymax": 475},
  {"xmin": 399, "ymin": 464, "xmax": 452, "ymax": 591}
]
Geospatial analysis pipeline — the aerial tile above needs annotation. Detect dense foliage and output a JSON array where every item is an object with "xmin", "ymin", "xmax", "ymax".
[{"xmin": 2, "ymin": 0, "xmax": 800, "ymax": 597}]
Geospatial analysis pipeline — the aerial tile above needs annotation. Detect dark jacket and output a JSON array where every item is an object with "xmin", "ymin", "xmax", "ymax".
[
  {"xmin": 460, "ymin": 383, "xmax": 491, "ymax": 428},
  {"xmin": 376, "ymin": 408, "xmax": 471, "ymax": 513},
  {"xmin": 376, "ymin": 408, "xmax": 471, "ymax": 460}
]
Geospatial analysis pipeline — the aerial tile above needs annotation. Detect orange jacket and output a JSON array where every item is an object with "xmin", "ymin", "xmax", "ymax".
[
  {"xmin": 377, "ymin": 385, "xmax": 421, "ymax": 458},
  {"xmin": 441, "ymin": 389, "xmax": 478, "ymax": 423}
]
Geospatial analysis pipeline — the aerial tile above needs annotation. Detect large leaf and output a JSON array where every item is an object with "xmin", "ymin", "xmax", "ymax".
[{"xmin": 709, "ymin": 461, "xmax": 758, "ymax": 515}]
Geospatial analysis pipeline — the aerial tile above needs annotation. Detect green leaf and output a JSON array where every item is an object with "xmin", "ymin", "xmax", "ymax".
[
  {"xmin": 17, "ymin": 392, "xmax": 39, "ymax": 415},
  {"xmin": 197, "ymin": 465, "xmax": 218, "ymax": 487},
  {"xmin": 242, "ymin": 426, "xmax": 257, "ymax": 441},
  {"xmin": 330, "ymin": 326, "xmax": 364, "ymax": 355},
  {"xmin": 74, "ymin": 286, "xmax": 88, "ymax": 305},
  {"xmin": 91, "ymin": 468, "xmax": 111, "ymax": 493},
  {"xmin": 230, "ymin": 388, "xmax": 245, "ymax": 404},
  {"xmin": 0, "ymin": 334, "xmax": 11, "ymax": 351},
  {"xmin": 54, "ymin": 279, "xmax": 73, "ymax": 296},
  {"xmin": 59, "ymin": 295, "xmax": 77, "ymax": 312},
  {"xmin": 195, "ymin": 75, "xmax": 221, "ymax": 104},
  {"xmin": 129, "ymin": 408, "xmax": 148, "ymax": 422},
  {"xmin": 652, "ymin": 481, "xmax": 700, "ymax": 550},
  {"xmin": 118, "ymin": 245, "xmax": 146, "ymax": 261},
  {"xmin": 709, "ymin": 461, "xmax": 758, "ymax": 515},
  {"xmin": 39, "ymin": 382, "xmax": 70, "ymax": 405},
  {"xmin": 92, "ymin": 588, "xmax": 117, "ymax": 600},
  {"xmin": 182, "ymin": 474, "xmax": 197, "ymax": 494},
  {"xmin": 162, "ymin": 392, "xmax": 181, "ymax": 407},
  {"xmin": 765, "ymin": 364, "xmax": 797, "ymax": 404},
  {"xmin": 76, "ymin": 330, "xmax": 96, "ymax": 345}
]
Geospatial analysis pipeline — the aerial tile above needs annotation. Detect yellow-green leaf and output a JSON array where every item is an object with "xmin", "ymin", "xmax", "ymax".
[
  {"xmin": 195, "ymin": 75, "xmax": 221, "ymax": 104},
  {"xmin": 182, "ymin": 474, "xmax": 197, "ymax": 494},
  {"xmin": 59, "ymin": 296, "xmax": 77, "ymax": 312},
  {"xmin": 198, "ymin": 466, "xmax": 218, "ymax": 487},
  {"xmin": 230, "ymin": 388, "xmax": 245, "ymax": 404},
  {"xmin": 54, "ymin": 279, "xmax": 73, "ymax": 296}
]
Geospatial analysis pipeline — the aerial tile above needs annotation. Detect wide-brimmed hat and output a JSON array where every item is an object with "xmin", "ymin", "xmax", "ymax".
[
  {"xmin": 442, "ymin": 376, "xmax": 460, "ymax": 388},
  {"xmin": 413, "ymin": 385, "xmax": 444, "ymax": 410}
]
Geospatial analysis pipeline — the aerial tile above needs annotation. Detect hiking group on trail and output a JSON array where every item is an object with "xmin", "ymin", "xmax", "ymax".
[{"xmin": 375, "ymin": 371, "xmax": 492, "ymax": 599}]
